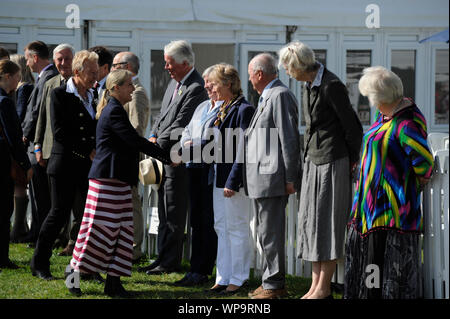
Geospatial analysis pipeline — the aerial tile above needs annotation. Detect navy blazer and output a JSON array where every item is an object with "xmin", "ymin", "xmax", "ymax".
[
  {"xmin": 208, "ymin": 96, "xmax": 255, "ymax": 191},
  {"xmin": 47, "ymin": 84, "xmax": 97, "ymax": 176},
  {"xmin": 15, "ymin": 83, "xmax": 34, "ymax": 123},
  {"xmin": 0, "ymin": 88, "xmax": 31, "ymax": 171},
  {"xmin": 89, "ymin": 97, "xmax": 171, "ymax": 186}
]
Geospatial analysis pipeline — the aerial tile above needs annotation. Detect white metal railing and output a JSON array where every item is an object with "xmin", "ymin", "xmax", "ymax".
[
  {"xmin": 141, "ymin": 152, "xmax": 449, "ymax": 299},
  {"xmin": 422, "ymin": 151, "xmax": 449, "ymax": 299}
]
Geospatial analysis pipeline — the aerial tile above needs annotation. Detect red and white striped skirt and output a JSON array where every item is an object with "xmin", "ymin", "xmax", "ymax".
[{"xmin": 70, "ymin": 178, "xmax": 134, "ymax": 277}]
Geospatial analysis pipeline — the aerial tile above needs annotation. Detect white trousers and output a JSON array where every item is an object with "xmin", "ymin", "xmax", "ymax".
[{"xmin": 213, "ymin": 186, "xmax": 251, "ymax": 286}]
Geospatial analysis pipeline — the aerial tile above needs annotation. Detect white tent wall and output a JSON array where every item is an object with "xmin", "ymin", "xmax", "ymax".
[
  {"xmin": 1, "ymin": 0, "xmax": 448, "ymax": 27},
  {"xmin": 1, "ymin": 0, "xmax": 448, "ymax": 132}
]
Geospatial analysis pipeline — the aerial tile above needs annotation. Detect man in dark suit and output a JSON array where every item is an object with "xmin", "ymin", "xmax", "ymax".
[
  {"xmin": 30, "ymin": 50, "xmax": 99, "ymax": 280},
  {"xmin": 21, "ymin": 41, "xmax": 59, "ymax": 245},
  {"xmin": 139, "ymin": 40, "xmax": 208, "ymax": 274}
]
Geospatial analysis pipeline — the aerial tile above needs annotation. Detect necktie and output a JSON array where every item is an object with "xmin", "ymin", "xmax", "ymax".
[{"xmin": 171, "ymin": 82, "xmax": 181, "ymax": 102}]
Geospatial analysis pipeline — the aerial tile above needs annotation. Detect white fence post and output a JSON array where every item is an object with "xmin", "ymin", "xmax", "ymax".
[{"xmin": 422, "ymin": 151, "xmax": 449, "ymax": 299}]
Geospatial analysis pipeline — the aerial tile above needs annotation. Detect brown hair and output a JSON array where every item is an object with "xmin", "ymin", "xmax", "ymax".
[
  {"xmin": 0, "ymin": 59, "xmax": 21, "ymax": 81},
  {"xmin": 10, "ymin": 54, "xmax": 34, "ymax": 86},
  {"xmin": 24, "ymin": 41, "xmax": 49, "ymax": 60},
  {"xmin": 208, "ymin": 63, "xmax": 243, "ymax": 97}
]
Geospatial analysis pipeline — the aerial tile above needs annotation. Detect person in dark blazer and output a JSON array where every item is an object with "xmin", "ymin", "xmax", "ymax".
[
  {"xmin": 68, "ymin": 69, "xmax": 171, "ymax": 297},
  {"xmin": 0, "ymin": 59, "xmax": 33, "ymax": 269},
  {"xmin": 279, "ymin": 41, "xmax": 363, "ymax": 299},
  {"xmin": 139, "ymin": 40, "xmax": 208, "ymax": 275},
  {"xmin": 21, "ymin": 41, "xmax": 58, "ymax": 247},
  {"xmin": 30, "ymin": 50, "xmax": 99, "ymax": 280},
  {"xmin": 206, "ymin": 63, "xmax": 255, "ymax": 295},
  {"xmin": 8, "ymin": 54, "xmax": 34, "ymax": 243}
]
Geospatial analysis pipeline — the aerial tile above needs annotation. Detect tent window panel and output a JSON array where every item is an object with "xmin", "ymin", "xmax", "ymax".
[
  {"xmin": 435, "ymin": 49, "xmax": 449, "ymax": 125},
  {"xmin": 346, "ymin": 50, "xmax": 371, "ymax": 126},
  {"xmin": 391, "ymin": 50, "xmax": 416, "ymax": 102}
]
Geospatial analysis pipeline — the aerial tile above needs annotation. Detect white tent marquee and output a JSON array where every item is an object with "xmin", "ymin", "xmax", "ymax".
[{"xmin": 1, "ymin": 0, "xmax": 448, "ymax": 28}]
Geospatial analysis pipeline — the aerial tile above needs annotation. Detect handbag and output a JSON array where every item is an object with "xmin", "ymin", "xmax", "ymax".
[{"xmin": 0, "ymin": 123, "xmax": 28, "ymax": 187}]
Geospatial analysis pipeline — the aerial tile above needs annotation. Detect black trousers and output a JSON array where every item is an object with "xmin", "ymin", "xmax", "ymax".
[
  {"xmin": 28, "ymin": 161, "xmax": 51, "ymax": 242},
  {"xmin": 187, "ymin": 166, "xmax": 217, "ymax": 275},
  {"xmin": 156, "ymin": 164, "xmax": 188, "ymax": 269},
  {"xmin": 31, "ymin": 161, "xmax": 89, "ymax": 271},
  {"xmin": 0, "ymin": 142, "xmax": 14, "ymax": 263}
]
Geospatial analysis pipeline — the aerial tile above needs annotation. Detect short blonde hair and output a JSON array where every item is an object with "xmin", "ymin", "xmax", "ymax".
[
  {"xmin": 278, "ymin": 41, "xmax": 317, "ymax": 75},
  {"xmin": 96, "ymin": 69, "xmax": 133, "ymax": 119},
  {"xmin": 358, "ymin": 66, "xmax": 403, "ymax": 107},
  {"xmin": 72, "ymin": 50, "xmax": 98, "ymax": 73},
  {"xmin": 208, "ymin": 63, "xmax": 242, "ymax": 97}
]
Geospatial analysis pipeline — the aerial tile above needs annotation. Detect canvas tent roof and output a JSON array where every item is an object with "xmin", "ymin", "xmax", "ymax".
[{"xmin": 1, "ymin": 0, "xmax": 448, "ymax": 28}]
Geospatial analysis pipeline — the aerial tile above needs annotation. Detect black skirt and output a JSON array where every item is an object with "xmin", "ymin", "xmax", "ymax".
[{"xmin": 344, "ymin": 223, "xmax": 422, "ymax": 299}]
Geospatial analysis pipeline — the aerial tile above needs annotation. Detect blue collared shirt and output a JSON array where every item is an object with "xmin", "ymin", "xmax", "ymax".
[
  {"xmin": 306, "ymin": 62, "xmax": 324, "ymax": 89},
  {"xmin": 66, "ymin": 77, "xmax": 96, "ymax": 119}
]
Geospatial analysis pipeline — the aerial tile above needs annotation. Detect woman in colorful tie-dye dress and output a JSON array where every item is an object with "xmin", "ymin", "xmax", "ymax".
[{"xmin": 344, "ymin": 66, "xmax": 434, "ymax": 299}]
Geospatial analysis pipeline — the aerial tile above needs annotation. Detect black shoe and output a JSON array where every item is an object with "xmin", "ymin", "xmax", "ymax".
[
  {"xmin": 68, "ymin": 287, "xmax": 82, "ymax": 297},
  {"xmin": 138, "ymin": 260, "xmax": 160, "ymax": 273},
  {"xmin": 205, "ymin": 284, "xmax": 228, "ymax": 294},
  {"xmin": 32, "ymin": 268, "xmax": 54, "ymax": 280},
  {"xmin": 0, "ymin": 259, "xmax": 19, "ymax": 269},
  {"xmin": 174, "ymin": 272, "xmax": 193, "ymax": 286},
  {"xmin": 104, "ymin": 275, "xmax": 130, "ymax": 298},
  {"xmin": 220, "ymin": 281, "xmax": 249, "ymax": 296},
  {"xmin": 145, "ymin": 265, "xmax": 177, "ymax": 275},
  {"xmin": 177, "ymin": 272, "xmax": 208, "ymax": 287}
]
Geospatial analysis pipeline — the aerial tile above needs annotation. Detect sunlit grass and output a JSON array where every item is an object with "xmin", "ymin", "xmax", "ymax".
[{"xmin": 0, "ymin": 244, "xmax": 341, "ymax": 299}]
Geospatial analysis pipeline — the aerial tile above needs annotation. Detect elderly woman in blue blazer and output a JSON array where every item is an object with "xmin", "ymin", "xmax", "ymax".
[
  {"xmin": 206, "ymin": 63, "xmax": 255, "ymax": 295},
  {"xmin": 68, "ymin": 69, "xmax": 171, "ymax": 297},
  {"xmin": 0, "ymin": 60, "xmax": 33, "ymax": 269}
]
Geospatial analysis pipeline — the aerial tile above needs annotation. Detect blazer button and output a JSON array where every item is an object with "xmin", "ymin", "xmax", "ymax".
[
  {"xmin": 90, "ymin": 136, "xmax": 95, "ymax": 140},
  {"xmin": 80, "ymin": 126, "xmax": 84, "ymax": 130},
  {"xmin": 82, "ymin": 137, "xmax": 86, "ymax": 141},
  {"xmin": 79, "ymin": 113, "xmax": 84, "ymax": 117}
]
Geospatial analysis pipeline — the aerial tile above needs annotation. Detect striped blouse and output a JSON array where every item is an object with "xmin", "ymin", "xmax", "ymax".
[{"xmin": 349, "ymin": 101, "xmax": 434, "ymax": 236}]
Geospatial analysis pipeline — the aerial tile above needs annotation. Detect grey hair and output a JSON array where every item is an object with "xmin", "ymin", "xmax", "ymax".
[
  {"xmin": 164, "ymin": 40, "xmax": 195, "ymax": 67},
  {"xmin": 358, "ymin": 66, "xmax": 403, "ymax": 107},
  {"xmin": 119, "ymin": 52, "xmax": 140, "ymax": 74},
  {"xmin": 250, "ymin": 53, "xmax": 278, "ymax": 76},
  {"xmin": 202, "ymin": 65, "xmax": 216, "ymax": 77},
  {"xmin": 278, "ymin": 41, "xmax": 317, "ymax": 75},
  {"xmin": 53, "ymin": 43, "xmax": 75, "ymax": 60}
]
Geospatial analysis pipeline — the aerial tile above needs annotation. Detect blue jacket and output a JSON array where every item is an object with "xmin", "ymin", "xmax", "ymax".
[
  {"xmin": 0, "ymin": 88, "xmax": 31, "ymax": 171},
  {"xmin": 88, "ymin": 97, "xmax": 171, "ymax": 186},
  {"xmin": 208, "ymin": 96, "xmax": 255, "ymax": 191}
]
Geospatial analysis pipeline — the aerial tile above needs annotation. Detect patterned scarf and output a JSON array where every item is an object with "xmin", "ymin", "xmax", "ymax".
[{"xmin": 213, "ymin": 95, "xmax": 242, "ymax": 127}]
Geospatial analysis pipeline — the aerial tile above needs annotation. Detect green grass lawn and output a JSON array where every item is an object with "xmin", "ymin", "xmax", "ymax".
[{"xmin": 0, "ymin": 244, "xmax": 342, "ymax": 299}]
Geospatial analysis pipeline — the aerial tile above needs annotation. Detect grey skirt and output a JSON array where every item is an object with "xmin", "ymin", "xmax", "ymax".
[{"xmin": 297, "ymin": 156, "xmax": 351, "ymax": 262}]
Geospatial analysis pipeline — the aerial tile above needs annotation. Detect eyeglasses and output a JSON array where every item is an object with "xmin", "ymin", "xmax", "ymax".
[{"xmin": 112, "ymin": 62, "xmax": 128, "ymax": 68}]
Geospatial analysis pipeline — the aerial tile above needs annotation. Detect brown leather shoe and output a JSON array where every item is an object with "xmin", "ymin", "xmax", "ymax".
[
  {"xmin": 251, "ymin": 288, "xmax": 288, "ymax": 299},
  {"xmin": 248, "ymin": 285, "xmax": 264, "ymax": 298},
  {"xmin": 58, "ymin": 244, "xmax": 75, "ymax": 256}
]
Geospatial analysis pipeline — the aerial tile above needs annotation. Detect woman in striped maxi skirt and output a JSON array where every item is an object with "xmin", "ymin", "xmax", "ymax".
[
  {"xmin": 71, "ymin": 179, "xmax": 134, "ymax": 277},
  {"xmin": 67, "ymin": 69, "xmax": 171, "ymax": 297}
]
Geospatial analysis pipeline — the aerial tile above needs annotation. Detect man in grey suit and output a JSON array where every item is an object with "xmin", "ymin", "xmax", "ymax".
[
  {"xmin": 139, "ymin": 40, "xmax": 208, "ymax": 274},
  {"xmin": 21, "ymin": 41, "xmax": 59, "ymax": 244},
  {"xmin": 244, "ymin": 53, "xmax": 301, "ymax": 299},
  {"xmin": 32, "ymin": 43, "xmax": 74, "ymax": 247}
]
